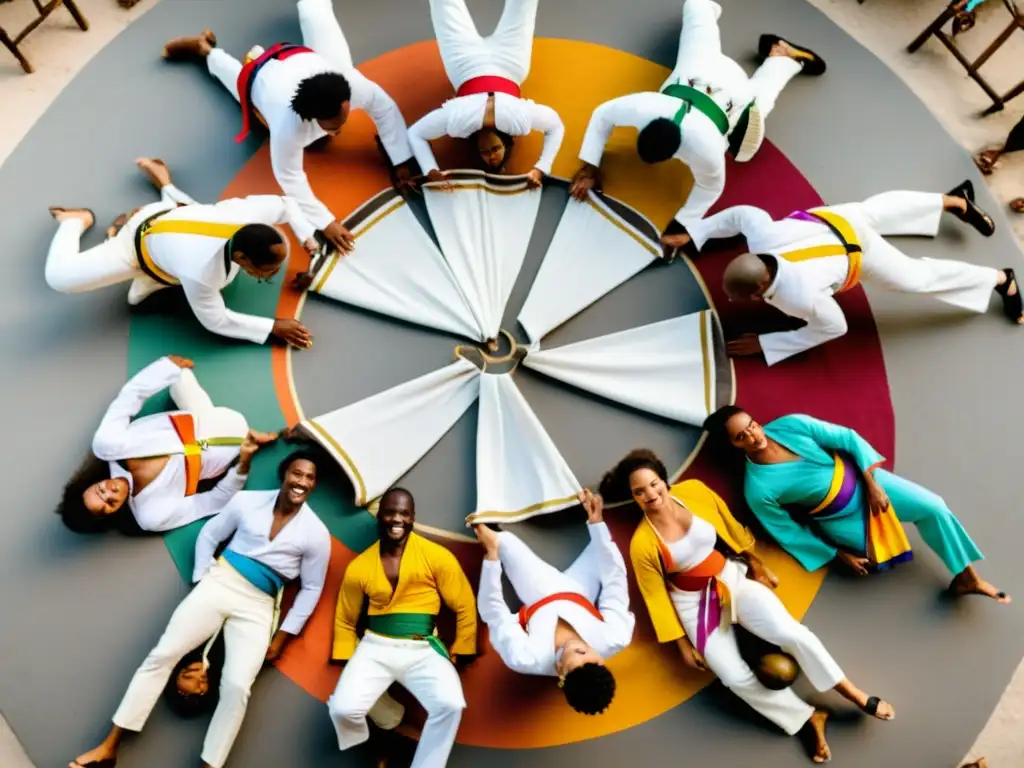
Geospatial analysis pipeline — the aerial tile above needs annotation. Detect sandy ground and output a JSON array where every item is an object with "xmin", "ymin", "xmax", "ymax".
[{"xmin": 0, "ymin": 0, "xmax": 1021, "ymax": 765}]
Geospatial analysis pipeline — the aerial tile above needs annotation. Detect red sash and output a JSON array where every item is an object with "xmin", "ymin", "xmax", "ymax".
[
  {"xmin": 664, "ymin": 549, "xmax": 726, "ymax": 592},
  {"xmin": 456, "ymin": 75, "xmax": 521, "ymax": 99},
  {"xmin": 168, "ymin": 413, "xmax": 202, "ymax": 496},
  {"xmin": 235, "ymin": 43, "xmax": 315, "ymax": 143},
  {"xmin": 517, "ymin": 592, "xmax": 602, "ymax": 630}
]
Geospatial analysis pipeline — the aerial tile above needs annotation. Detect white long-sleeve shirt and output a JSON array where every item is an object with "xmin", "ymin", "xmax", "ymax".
[
  {"xmin": 578, "ymin": 92, "xmax": 728, "ymax": 227},
  {"xmin": 253, "ymin": 51, "xmax": 413, "ymax": 229},
  {"xmin": 143, "ymin": 195, "xmax": 311, "ymax": 345},
  {"xmin": 91, "ymin": 358, "xmax": 248, "ymax": 532},
  {"xmin": 477, "ymin": 522, "xmax": 635, "ymax": 677},
  {"xmin": 686, "ymin": 205, "xmax": 854, "ymax": 365},
  {"xmin": 408, "ymin": 93, "xmax": 565, "ymax": 175},
  {"xmin": 192, "ymin": 490, "xmax": 331, "ymax": 636}
]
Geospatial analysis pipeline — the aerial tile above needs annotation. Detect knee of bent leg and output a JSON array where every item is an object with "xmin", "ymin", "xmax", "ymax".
[
  {"xmin": 426, "ymin": 686, "xmax": 466, "ymax": 719},
  {"xmin": 328, "ymin": 695, "xmax": 369, "ymax": 724}
]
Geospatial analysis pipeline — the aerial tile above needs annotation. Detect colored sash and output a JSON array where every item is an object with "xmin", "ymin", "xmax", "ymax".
[
  {"xmin": 782, "ymin": 209, "xmax": 864, "ymax": 294},
  {"xmin": 650, "ymin": 527, "xmax": 729, "ymax": 656},
  {"xmin": 804, "ymin": 453, "xmax": 913, "ymax": 571},
  {"xmin": 456, "ymin": 75, "xmax": 522, "ymax": 98},
  {"xmin": 222, "ymin": 549, "xmax": 285, "ymax": 596},
  {"xmin": 134, "ymin": 214, "xmax": 246, "ymax": 287},
  {"xmin": 167, "ymin": 413, "xmax": 245, "ymax": 496},
  {"xmin": 217, "ymin": 556, "xmax": 284, "ymax": 639},
  {"xmin": 367, "ymin": 613, "xmax": 450, "ymax": 659},
  {"xmin": 660, "ymin": 83, "xmax": 730, "ymax": 136},
  {"xmin": 235, "ymin": 43, "xmax": 315, "ymax": 143},
  {"xmin": 517, "ymin": 592, "xmax": 603, "ymax": 631}
]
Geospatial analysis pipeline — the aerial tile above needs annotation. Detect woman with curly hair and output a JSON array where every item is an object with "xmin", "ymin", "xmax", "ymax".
[{"xmin": 601, "ymin": 449, "xmax": 894, "ymax": 763}]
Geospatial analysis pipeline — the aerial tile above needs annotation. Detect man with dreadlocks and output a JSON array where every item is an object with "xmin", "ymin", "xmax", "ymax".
[
  {"xmin": 161, "ymin": 0, "xmax": 416, "ymax": 254},
  {"xmin": 471, "ymin": 489, "xmax": 634, "ymax": 717},
  {"xmin": 570, "ymin": 0, "xmax": 824, "ymax": 242},
  {"xmin": 45, "ymin": 157, "xmax": 314, "ymax": 349}
]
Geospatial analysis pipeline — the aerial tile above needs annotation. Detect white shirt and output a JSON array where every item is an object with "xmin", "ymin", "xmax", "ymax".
[
  {"xmin": 578, "ymin": 92, "xmax": 728, "ymax": 224},
  {"xmin": 477, "ymin": 522, "xmax": 635, "ymax": 677},
  {"xmin": 193, "ymin": 490, "xmax": 331, "ymax": 635},
  {"xmin": 143, "ymin": 195, "xmax": 312, "ymax": 345},
  {"xmin": 407, "ymin": 93, "xmax": 565, "ymax": 175},
  {"xmin": 664, "ymin": 515, "xmax": 718, "ymax": 574},
  {"xmin": 253, "ymin": 51, "xmax": 413, "ymax": 229},
  {"xmin": 686, "ymin": 205, "xmax": 854, "ymax": 366},
  {"xmin": 91, "ymin": 357, "xmax": 249, "ymax": 532}
]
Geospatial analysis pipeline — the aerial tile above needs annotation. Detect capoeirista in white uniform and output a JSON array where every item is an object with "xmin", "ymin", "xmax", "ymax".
[
  {"xmin": 475, "ymin": 513, "xmax": 635, "ymax": 715},
  {"xmin": 72, "ymin": 453, "xmax": 331, "ymax": 768},
  {"xmin": 59, "ymin": 356, "xmax": 252, "ymax": 535},
  {"xmin": 572, "ymin": 0, "xmax": 822, "ymax": 231},
  {"xmin": 45, "ymin": 176, "xmax": 314, "ymax": 345},
  {"xmin": 688, "ymin": 185, "xmax": 1014, "ymax": 365},
  {"xmin": 199, "ymin": 0, "xmax": 414, "ymax": 232},
  {"xmin": 408, "ymin": 0, "xmax": 565, "ymax": 178}
]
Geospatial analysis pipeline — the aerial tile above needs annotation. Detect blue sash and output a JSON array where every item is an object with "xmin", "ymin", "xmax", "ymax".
[{"xmin": 222, "ymin": 549, "xmax": 285, "ymax": 596}]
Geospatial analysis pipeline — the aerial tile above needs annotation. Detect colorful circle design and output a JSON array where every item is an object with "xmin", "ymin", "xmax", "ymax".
[{"xmin": 127, "ymin": 39, "xmax": 894, "ymax": 749}]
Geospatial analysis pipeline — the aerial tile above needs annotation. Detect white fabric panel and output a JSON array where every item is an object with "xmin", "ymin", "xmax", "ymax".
[
  {"xmin": 517, "ymin": 191, "xmax": 659, "ymax": 343},
  {"xmin": 423, "ymin": 171, "xmax": 542, "ymax": 341},
  {"xmin": 312, "ymin": 192, "xmax": 480, "ymax": 341},
  {"xmin": 523, "ymin": 311, "xmax": 717, "ymax": 426},
  {"xmin": 468, "ymin": 373, "xmax": 581, "ymax": 525},
  {"xmin": 301, "ymin": 358, "xmax": 482, "ymax": 506}
]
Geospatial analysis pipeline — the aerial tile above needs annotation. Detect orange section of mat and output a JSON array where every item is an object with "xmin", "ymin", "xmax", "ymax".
[{"xmin": 215, "ymin": 39, "xmax": 829, "ymax": 749}]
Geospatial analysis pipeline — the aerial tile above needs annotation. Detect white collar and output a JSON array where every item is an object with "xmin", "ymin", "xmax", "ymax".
[{"xmin": 761, "ymin": 255, "xmax": 784, "ymax": 301}]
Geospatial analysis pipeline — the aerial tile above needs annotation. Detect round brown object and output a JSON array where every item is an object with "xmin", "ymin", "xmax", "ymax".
[{"xmin": 754, "ymin": 652, "xmax": 800, "ymax": 690}]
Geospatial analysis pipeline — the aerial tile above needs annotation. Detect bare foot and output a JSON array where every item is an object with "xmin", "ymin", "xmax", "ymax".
[
  {"xmin": 136, "ymin": 157, "xmax": 172, "ymax": 189},
  {"xmin": 69, "ymin": 743, "xmax": 117, "ymax": 767},
  {"xmin": 49, "ymin": 207, "xmax": 94, "ymax": 229},
  {"xmin": 807, "ymin": 710, "xmax": 831, "ymax": 763},
  {"xmin": 950, "ymin": 568, "xmax": 1011, "ymax": 604},
  {"xmin": 162, "ymin": 30, "xmax": 217, "ymax": 60}
]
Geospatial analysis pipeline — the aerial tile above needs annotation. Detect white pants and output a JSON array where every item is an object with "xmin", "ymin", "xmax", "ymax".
[
  {"xmin": 496, "ymin": 531, "xmax": 602, "ymax": 605},
  {"xmin": 206, "ymin": 0, "xmax": 357, "ymax": 100},
  {"xmin": 112, "ymin": 562, "xmax": 274, "ymax": 768},
  {"xmin": 672, "ymin": 560, "xmax": 844, "ymax": 736},
  {"xmin": 44, "ymin": 184, "xmax": 195, "ymax": 300},
  {"xmin": 170, "ymin": 368, "xmax": 250, "ymax": 478},
  {"xmin": 668, "ymin": 0, "xmax": 802, "ymax": 228},
  {"xmin": 429, "ymin": 0, "xmax": 537, "ymax": 88},
  {"xmin": 830, "ymin": 190, "xmax": 1000, "ymax": 313},
  {"xmin": 328, "ymin": 632, "xmax": 466, "ymax": 768},
  {"xmin": 664, "ymin": 0, "xmax": 802, "ymax": 128}
]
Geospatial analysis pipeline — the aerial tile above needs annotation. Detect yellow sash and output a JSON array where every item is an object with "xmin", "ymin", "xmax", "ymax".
[
  {"xmin": 781, "ymin": 210, "xmax": 864, "ymax": 294},
  {"xmin": 137, "ymin": 219, "xmax": 246, "ymax": 286}
]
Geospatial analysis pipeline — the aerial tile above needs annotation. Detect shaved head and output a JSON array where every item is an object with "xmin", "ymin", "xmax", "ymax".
[
  {"xmin": 381, "ymin": 487, "xmax": 414, "ymax": 511},
  {"xmin": 723, "ymin": 253, "xmax": 772, "ymax": 300}
]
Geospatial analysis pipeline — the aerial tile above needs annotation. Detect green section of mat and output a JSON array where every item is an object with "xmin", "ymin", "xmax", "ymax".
[{"xmin": 127, "ymin": 274, "xmax": 379, "ymax": 579}]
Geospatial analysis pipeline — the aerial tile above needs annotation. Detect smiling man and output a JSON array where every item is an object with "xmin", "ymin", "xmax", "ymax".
[
  {"xmin": 69, "ymin": 450, "xmax": 332, "ymax": 768},
  {"xmin": 328, "ymin": 488, "xmax": 477, "ymax": 768},
  {"xmin": 45, "ymin": 157, "xmax": 314, "ymax": 349},
  {"xmin": 471, "ymin": 489, "xmax": 636, "ymax": 717}
]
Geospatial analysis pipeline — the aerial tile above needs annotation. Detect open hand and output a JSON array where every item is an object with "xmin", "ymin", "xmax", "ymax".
[
  {"xmin": 726, "ymin": 334, "xmax": 762, "ymax": 358},
  {"xmin": 745, "ymin": 555, "xmax": 779, "ymax": 589},
  {"xmin": 424, "ymin": 168, "xmax": 455, "ymax": 192},
  {"xmin": 835, "ymin": 550, "xmax": 870, "ymax": 576},
  {"xmin": 393, "ymin": 162, "xmax": 419, "ymax": 198},
  {"xmin": 166, "ymin": 355, "xmax": 195, "ymax": 369},
  {"xmin": 660, "ymin": 232, "xmax": 691, "ymax": 250},
  {"xmin": 578, "ymin": 488, "xmax": 604, "ymax": 523},
  {"xmin": 271, "ymin": 318, "xmax": 312, "ymax": 349},
  {"xmin": 678, "ymin": 637, "xmax": 708, "ymax": 671},
  {"xmin": 525, "ymin": 168, "xmax": 544, "ymax": 189},
  {"xmin": 569, "ymin": 163, "xmax": 600, "ymax": 201},
  {"xmin": 865, "ymin": 479, "xmax": 891, "ymax": 517},
  {"xmin": 322, "ymin": 220, "xmax": 355, "ymax": 254},
  {"xmin": 472, "ymin": 523, "xmax": 500, "ymax": 560}
]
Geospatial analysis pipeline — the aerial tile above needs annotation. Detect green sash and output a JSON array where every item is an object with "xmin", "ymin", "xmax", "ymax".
[
  {"xmin": 660, "ymin": 83, "xmax": 730, "ymax": 136},
  {"xmin": 367, "ymin": 613, "xmax": 450, "ymax": 659}
]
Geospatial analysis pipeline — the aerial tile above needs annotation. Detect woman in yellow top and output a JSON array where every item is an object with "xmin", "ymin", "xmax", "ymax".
[
  {"xmin": 327, "ymin": 487, "xmax": 477, "ymax": 768},
  {"xmin": 601, "ymin": 449, "xmax": 893, "ymax": 763}
]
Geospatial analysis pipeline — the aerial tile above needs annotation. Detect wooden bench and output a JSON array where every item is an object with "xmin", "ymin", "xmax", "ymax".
[
  {"xmin": 907, "ymin": 0, "xmax": 1024, "ymax": 115},
  {"xmin": 0, "ymin": 0, "xmax": 89, "ymax": 74}
]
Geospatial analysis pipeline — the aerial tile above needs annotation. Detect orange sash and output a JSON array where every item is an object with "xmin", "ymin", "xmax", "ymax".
[
  {"xmin": 168, "ymin": 413, "xmax": 203, "ymax": 496},
  {"xmin": 518, "ymin": 592, "xmax": 603, "ymax": 631}
]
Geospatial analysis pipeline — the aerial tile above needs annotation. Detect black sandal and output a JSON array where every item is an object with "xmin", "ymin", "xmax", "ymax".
[
  {"xmin": 995, "ymin": 268, "xmax": 1023, "ymax": 323},
  {"xmin": 947, "ymin": 179, "xmax": 994, "ymax": 236},
  {"xmin": 757, "ymin": 34, "xmax": 826, "ymax": 76},
  {"xmin": 71, "ymin": 760, "xmax": 117, "ymax": 768}
]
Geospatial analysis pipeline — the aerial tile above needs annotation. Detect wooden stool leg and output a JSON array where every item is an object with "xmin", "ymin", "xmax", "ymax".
[
  {"xmin": 908, "ymin": 5, "xmax": 957, "ymax": 53},
  {"xmin": 0, "ymin": 27, "xmax": 33, "ymax": 73},
  {"xmin": 62, "ymin": 0, "xmax": 89, "ymax": 32}
]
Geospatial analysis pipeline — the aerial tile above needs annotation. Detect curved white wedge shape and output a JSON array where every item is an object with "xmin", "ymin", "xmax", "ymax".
[
  {"xmin": 467, "ymin": 373, "xmax": 582, "ymax": 526},
  {"xmin": 523, "ymin": 310, "xmax": 720, "ymax": 426},
  {"xmin": 423, "ymin": 170, "xmax": 542, "ymax": 342},
  {"xmin": 298, "ymin": 357, "xmax": 482, "ymax": 507},
  {"xmin": 311, "ymin": 188, "xmax": 480, "ymax": 341},
  {"xmin": 517, "ymin": 190, "xmax": 660, "ymax": 344}
]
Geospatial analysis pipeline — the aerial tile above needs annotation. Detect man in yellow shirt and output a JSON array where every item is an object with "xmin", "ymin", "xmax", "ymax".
[{"xmin": 328, "ymin": 488, "xmax": 477, "ymax": 768}]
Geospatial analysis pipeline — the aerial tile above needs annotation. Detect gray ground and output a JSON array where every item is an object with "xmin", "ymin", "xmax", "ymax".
[{"xmin": 2, "ymin": 1, "xmax": 1023, "ymax": 767}]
